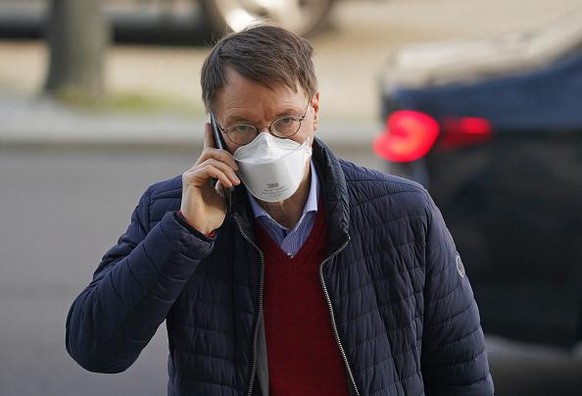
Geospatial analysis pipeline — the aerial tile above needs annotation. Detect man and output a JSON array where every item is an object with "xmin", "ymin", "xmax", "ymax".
[{"xmin": 66, "ymin": 25, "xmax": 494, "ymax": 395}]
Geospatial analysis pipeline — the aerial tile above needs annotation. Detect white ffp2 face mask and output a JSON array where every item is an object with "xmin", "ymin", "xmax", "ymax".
[{"xmin": 233, "ymin": 133, "xmax": 312, "ymax": 203}]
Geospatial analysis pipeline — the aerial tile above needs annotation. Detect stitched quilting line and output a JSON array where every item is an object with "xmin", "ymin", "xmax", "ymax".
[
  {"xmin": 189, "ymin": 295, "xmax": 256, "ymax": 315},
  {"xmin": 329, "ymin": 253, "xmax": 424, "ymax": 291},
  {"xmin": 368, "ymin": 369, "xmax": 423, "ymax": 396},
  {"xmin": 355, "ymin": 347, "xmax": 418, "ymax": 374},
  {"xmin": 429, "ymin": 301, "xmax": 475, "ymax": 329},
  {"xmin": 332, "ymin": 270, "xmax": 423, "ymax": 300},
  {"xmin": 340, "ymin": 297, "xmax": 423, "ymax": 332},
  {"xmin": 180, "ymin": 320, "xmax": 244, "ymax": 336},
  {"xmin": 349, "ymin": 205, "xmax": 427, "ymax": 231},
  {"xmin": 358, "ymin": 339, "xmax": 421, "ymax": 395},
  {"xmin": 175, "ymin": 348, "xmax": 236, "ymax": 364},
  {"xmin": 345, "ymin": 175, "xmax": 427, "ymax": 193},
  {"xmin": 368, "ymin": 378, "xmax": 402, "ymax": 396},
  {"xmin": 350, "ymin": 189, "xmax": 427, "ymax": 209},
  {"xmin": 344, "ymin": 240, "xmax": 424, "ymax": 267},
  {"xmin": 346, "ymin": 321, "xmax": 421, "ymax": 353},
  {"xmin": 428, "ymin": 373, "xmax": 491, "ymax": 388},
  {"xmin": 425, "ymin": 275, "xmax": 463, "ymax": 307},
  {"xmin": 421, "ymin": 346, "xmax": 487, "ymax": 368},
  {"xmin": 333, "ymin": 281, "xmax": 423, "ymax": 321},
  {"xmin": 126, "ymin": 256, "xmax": 147, "ymax": 295},
  {"xmin": 95, "ymin": 244, "xmax": 183, "ymax": 343},
  {"xmin": 422, "ymin": 326, "xmax": 482, "ymax": 352}
]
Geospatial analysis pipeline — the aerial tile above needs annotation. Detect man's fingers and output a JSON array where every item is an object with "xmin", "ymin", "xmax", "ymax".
[
  {"xmin": 206, "ymin": 164, "xmax": 239, "ymax": 188},
  {"xmin": 196, "ymin": 148, "xmax": 239, "ymax": 174},
  {"xmin": 192, "ymin": 123, "xmax": 239, "ymax": 187},
  {"xmin": 185, "ymin": 159, "xmax": 240, "ymax": 188},
  {"xmin": 203, "ymin": 158, "xmax": 239, "ymax": 183}
]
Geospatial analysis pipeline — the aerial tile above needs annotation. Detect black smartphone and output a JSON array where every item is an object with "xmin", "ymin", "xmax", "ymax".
[
  {"xmin": 210, "ymin": 114, "xmax": 227, "ymax": 150},
  {"xmin": 210, "ymin": 114, "xmax": 232, "ymax": 211}
]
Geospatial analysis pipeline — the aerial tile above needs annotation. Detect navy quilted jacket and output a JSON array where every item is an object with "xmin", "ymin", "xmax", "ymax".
[{"xmin": 66, "ymin": 139, "xmax": 494, "ymax": 395}]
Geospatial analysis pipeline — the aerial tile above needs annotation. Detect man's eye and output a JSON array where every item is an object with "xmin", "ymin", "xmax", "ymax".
[
  {"xmin": 275, "ymin": 117, "xmax": 295, "ymax": 128},
  {"xmin": 231, "ymin": 124, "xmax": 256, "ymax": 134}
]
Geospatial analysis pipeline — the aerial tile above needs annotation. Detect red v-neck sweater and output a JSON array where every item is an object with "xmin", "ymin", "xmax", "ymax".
[{"xmin": 255, "ymin": 208, "xmax": 350, "ymax": 395}]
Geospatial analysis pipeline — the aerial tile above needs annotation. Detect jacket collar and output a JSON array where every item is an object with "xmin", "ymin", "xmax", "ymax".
[{"xmin": 311, "ymin": 138, "xmax": 351, "ymax": 255}]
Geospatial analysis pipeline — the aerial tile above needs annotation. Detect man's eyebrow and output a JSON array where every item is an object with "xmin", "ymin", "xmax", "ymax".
[
  {"xmin": 226, "ymin": 106, "xmax": 303, "ymax": 124},
  {"xmin": 274, "ymin": 105, "xmax": 305, "ymax": 118},
  {"xmin": 226, "ymin": 115, "xmax": 253, "ymax": 124}
]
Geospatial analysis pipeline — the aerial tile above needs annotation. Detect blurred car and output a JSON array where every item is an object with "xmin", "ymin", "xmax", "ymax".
[
  {"xmin": 373, "ymin": 9, "xmax": 582, "ymax": 348},
  {"xmin": 0, "ymin": 0, "xmax": 337, "ymax": 39},
  {"xmin": 200, "ymin": 0, "xmax": 336, "ymax": 36}
]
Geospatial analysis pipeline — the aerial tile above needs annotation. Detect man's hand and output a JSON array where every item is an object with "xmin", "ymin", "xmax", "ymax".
[{"xmin": 179, "ymin": 123, "xmax": 240, "ymax": 234}]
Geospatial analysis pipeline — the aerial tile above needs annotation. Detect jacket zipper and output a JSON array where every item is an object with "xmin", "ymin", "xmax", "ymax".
[
  {"xmin": 233, "ymin": 216, "xmax": 265, "ymax": 396},
  {"xmin": 319, "ymin": 237, "xmax": 361, "ymax": 396}
]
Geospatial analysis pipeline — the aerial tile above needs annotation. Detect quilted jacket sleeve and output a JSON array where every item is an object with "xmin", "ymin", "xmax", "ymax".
[
  {"xmin": 420, "ymin": 192, "xmax": 494, "ymax": 395},
  {"xmin": 65, "ymin": 186, "xmax": 214, "ymax": 373}
]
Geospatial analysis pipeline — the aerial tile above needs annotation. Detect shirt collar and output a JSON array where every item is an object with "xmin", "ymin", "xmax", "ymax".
[{"xmin": 248, "ymin": 161, "xmax": 319, "ymax": 228}]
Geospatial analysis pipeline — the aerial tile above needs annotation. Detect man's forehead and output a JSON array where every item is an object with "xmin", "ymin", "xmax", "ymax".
[
  {"xmin": 215, "ymin": 73, "xmax": 305, "ymax": 113},
  {"xmin": 221, "ymin": 67, "xmax": 299, "ymax": 93}
]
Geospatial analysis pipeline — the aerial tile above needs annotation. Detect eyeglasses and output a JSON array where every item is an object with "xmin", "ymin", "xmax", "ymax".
[{"xmin": 213, "ymin": 102, "xmax": 311, "ymax": 146}]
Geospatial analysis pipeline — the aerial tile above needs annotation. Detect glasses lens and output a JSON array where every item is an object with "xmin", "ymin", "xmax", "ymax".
[
  {"xmin": 227, "ymin": 124, "xmax": 257, "ymax": 145},
  {"xmin": 272, "ymin": 117, "xmax": 301, "ymax": 137}
]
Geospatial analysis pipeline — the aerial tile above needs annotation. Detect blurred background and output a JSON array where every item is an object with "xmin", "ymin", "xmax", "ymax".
[{"xmin": 1, "ymin": 0, "xmax": 582, "ymax": 395}]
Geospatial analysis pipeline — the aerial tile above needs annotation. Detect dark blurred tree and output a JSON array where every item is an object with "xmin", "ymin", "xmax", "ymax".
[{"xmin": 44, "ymin": 0, "xmax": 109, "ymax": 100}]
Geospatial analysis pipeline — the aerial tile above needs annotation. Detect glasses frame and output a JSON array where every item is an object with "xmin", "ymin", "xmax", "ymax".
[{"xmin": 213, "ymin": 101, "xmax": 311, "ymax": 146}]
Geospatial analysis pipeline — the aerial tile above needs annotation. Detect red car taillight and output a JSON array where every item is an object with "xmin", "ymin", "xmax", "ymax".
[
  {"xmin": 373, "ymin": 110, "xmax": 493, "ymax": 162},
  {"xmin": 373, "ymin": 110, "xmax": 439, "ymax": 162},
  {"xmin": 439, "ymin": 117, "xmax": 492, "ymax": 149}
]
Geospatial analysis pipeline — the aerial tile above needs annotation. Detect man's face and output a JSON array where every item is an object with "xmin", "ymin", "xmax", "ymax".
[{"xmin": 213, "ymin": 68, "xmax": 320, "ymax": 154}]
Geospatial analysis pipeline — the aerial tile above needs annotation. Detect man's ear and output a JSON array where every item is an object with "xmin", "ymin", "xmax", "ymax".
[{"xmin": 311, "ymin": 92, "xmax": 320, "ymax": 130}]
